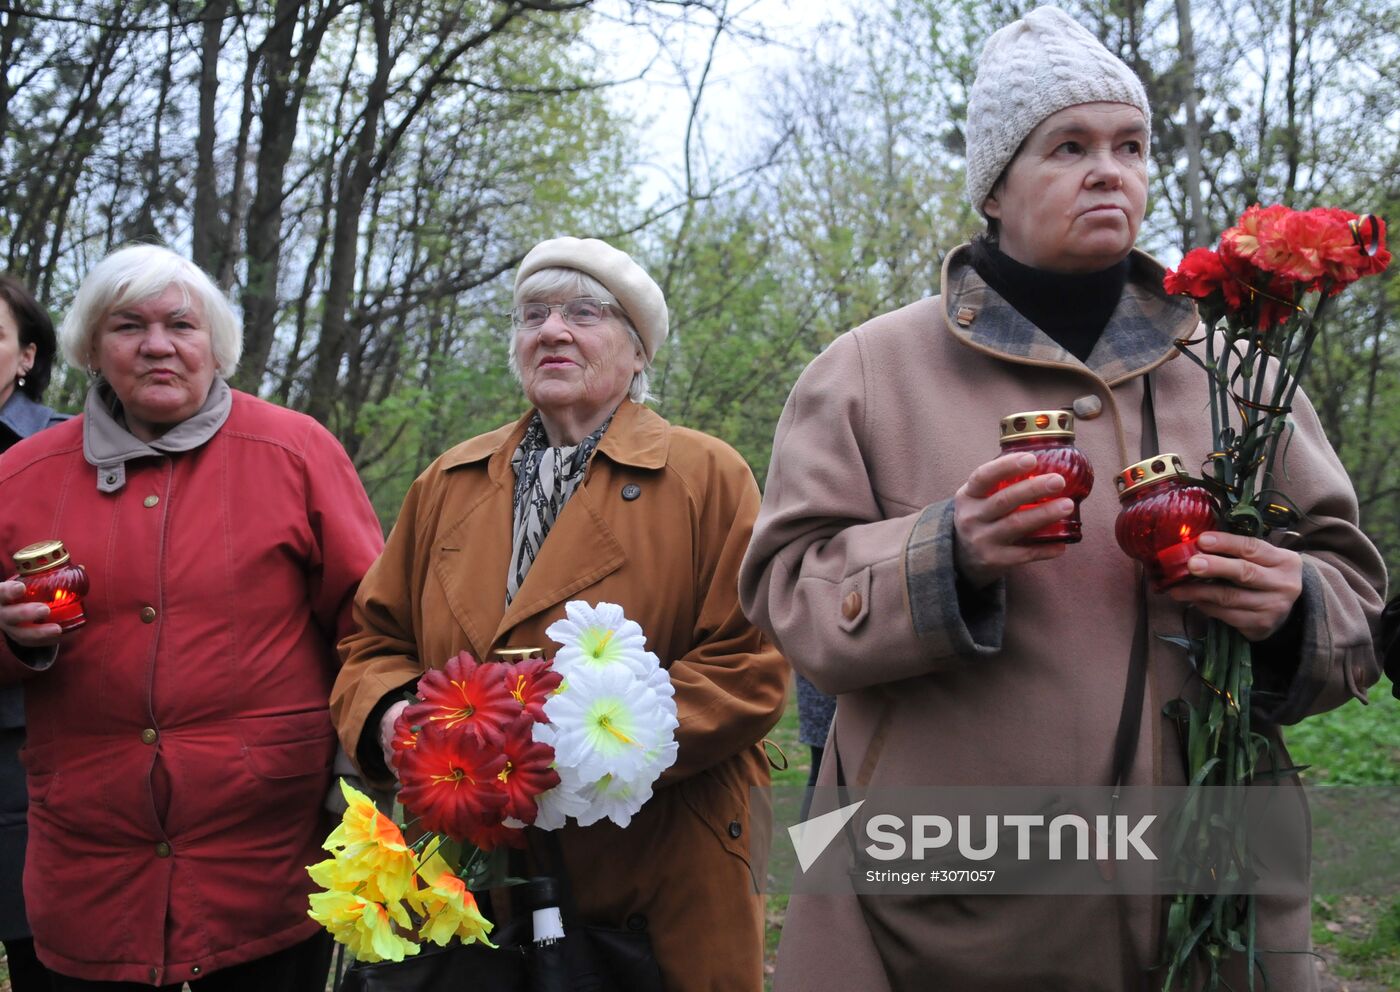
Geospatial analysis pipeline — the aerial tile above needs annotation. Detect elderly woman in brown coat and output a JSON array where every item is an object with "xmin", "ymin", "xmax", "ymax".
[
  {"xmin": 740, "ymin": 7, "xmax": 1385, "ymax": 991},
  {"xmin": 332, "ymin": 237, "xmax": 787, "ymax": 991}
]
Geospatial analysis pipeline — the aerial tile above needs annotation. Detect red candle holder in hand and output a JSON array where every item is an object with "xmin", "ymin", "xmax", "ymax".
[
  {"xmin": 996, "ymin": 409, "xmax": 1095, "ymax": 544},
  {"xmin": 9, "ymin": 540, "xmax": 89, "ymax": 630},
  {"xmin": 1114, "ymin": 454, "xmax": 1220, "ymax": 591}
]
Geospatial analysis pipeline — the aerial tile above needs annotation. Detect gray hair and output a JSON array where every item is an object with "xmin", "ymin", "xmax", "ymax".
[
  {"xmin": 509, "ymin": 267, "xmax": 652, "ymax": 404},
  {"xmin": 59, "ymin": 244, "xmax": 242, "ymax": 376}
]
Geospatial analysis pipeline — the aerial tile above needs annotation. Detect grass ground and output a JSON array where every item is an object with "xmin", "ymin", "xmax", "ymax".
[{"xmin": 2, "ymin": 677, "xmax": 1394, "ymax": 991}]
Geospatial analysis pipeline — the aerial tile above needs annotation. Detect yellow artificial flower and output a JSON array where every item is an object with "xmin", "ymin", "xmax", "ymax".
[
  {"xmin": 316, "ymin": 780, "xmax": 416, "ymax": 903},
  {"xmin": 308, "ymin": 889, "xmax": 419, "ymax": 963},
  {"xmin": 412, "ymin": 860, "xmax": 496, "ymax": 948}
]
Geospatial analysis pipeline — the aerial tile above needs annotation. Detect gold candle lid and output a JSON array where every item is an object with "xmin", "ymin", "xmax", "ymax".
[
  {"xmin": 494, "ymin": 647, "xmax": 545, "ymax": 662},
  {"xmin": 13, "ymin": 540, "xmax": 71, "ymax": 576},
  {"xmin": 999, "ymin": 410, "xmax": 1075, "ymax": 444},
  {"xmin": 1116, "ymin": 453, "xmax": 1189, "ymax": 498}
]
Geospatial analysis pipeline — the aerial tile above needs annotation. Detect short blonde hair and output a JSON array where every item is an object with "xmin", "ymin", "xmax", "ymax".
[
  {"xmin": 59, "ymin": 245, "xmax": 242, "ymax": 376},
  {"xmin": 509, "ymin": 267, "xmax": 652, "ymax": 403}
]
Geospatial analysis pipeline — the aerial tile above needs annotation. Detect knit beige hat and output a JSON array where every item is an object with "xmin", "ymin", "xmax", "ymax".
[
  {"xmin": 965, "ymin": 6, "xmax": 1151, "ymax": 216},
  {"xmin": 515, "ymin": 237, "xmax": 669, "ymax": 361}
]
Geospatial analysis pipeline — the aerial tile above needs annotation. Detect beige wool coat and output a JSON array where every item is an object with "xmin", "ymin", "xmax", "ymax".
[
  {"xmin": 739, "ymin": 246, "xmax": 1386, "ymax": 992},
  {"xmin": 332, "ymin": 399, "xmax": 788, "ymax": 992}
]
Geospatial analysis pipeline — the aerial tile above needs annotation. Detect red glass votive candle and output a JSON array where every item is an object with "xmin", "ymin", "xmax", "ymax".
[
  {"xmin": 995, "ymin": 409, "xmax": 1095, "ymax": 545},
  {"xmin": 1114, "ymin": 454, "xmax": 1220, "ymax": 591},
  {"xmin": 9, "ymin": 540, "xmax": 89, "ymax": 630}
]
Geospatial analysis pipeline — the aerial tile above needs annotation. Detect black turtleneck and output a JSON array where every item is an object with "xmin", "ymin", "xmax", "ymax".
[{"xmin": 970, "ymin": 242, "xmax": 1130, "ymax": 363}]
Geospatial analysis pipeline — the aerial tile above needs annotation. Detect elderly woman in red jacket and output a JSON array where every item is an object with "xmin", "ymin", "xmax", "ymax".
[{"xmin": 0, "ymin": 245, "xmax": 384, "ymax": 990}]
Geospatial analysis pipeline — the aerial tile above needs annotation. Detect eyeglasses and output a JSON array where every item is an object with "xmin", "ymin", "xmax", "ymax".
[{"xmin": 510, "ymin": 297, "xmax": 619, "ymax": 329}]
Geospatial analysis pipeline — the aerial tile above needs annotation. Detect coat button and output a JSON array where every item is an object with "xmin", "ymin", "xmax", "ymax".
[
  {"xmin": 155, "ymin": 841, "xmax": 172, "ymax": 857},
  {"xmin": 621, "ymin": 484, "xmax": 641, "ymax": 501},
  {"xmin": 728, "ymin": 820, "xmax": 743, "ymax": 839},
  {"xmin": 625, "ymin": 913, "xmax": 648, "ymax": 932},
  {"xmin": 105, "ymin": 473, "xmax": 117, "ymax": 485},
  {"xmin": 143, "ymin": 495, "xmax": 160, "ymax": 508},
  {"xmin": 841, "ymin": 591, "xmax": 862, "ymax": 621},
  {"xmin": 141, "ymin": 728, "xmax": 157, "ymax": 745},
  {"xmin": 191, "ymin": 965, "xmax": 202, "ymax": 976},
  {"xmin": 1072, "ymin": 395, "xmax": 1103, "ymax": 419},
  {"xmin": 140, "ymin": 606, "xmax": 157, "ymax": 623}
]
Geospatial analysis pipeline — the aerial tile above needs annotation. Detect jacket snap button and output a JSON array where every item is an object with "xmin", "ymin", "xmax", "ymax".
[
  {"xmin": 621, "ymin": 484, "xmax": 641, "ymax": 501},
  {"xmin": 140, "ymin": 606, "xmax": 157, "ymax": 623},
  {"xmin": 1072, "ymin": 395, "xmax": 1103, "ymax": 419},
  {"xmin": 143, "ymin": 495, "xmax": 160, "ymax": 508},
  {"xmin": 625, "ymin": 913, "xmax": 647, "ymax": 932},
  {"xmin": 191, "ymin": 965, "xmax": 202, "ymax": 975},
  {"xmin": 155, "ymin": 841, "xmax": 172, "ymax": 857},
  {"xmin": 105, "ymin": 474, "xmax": 117, "ymax": 485},
  {"xmin": 141, "ymin": 728, "xmax": 157, "ymax": 745},
  {"xmin": 728, "ymin": 820, "xmax": 742, "ymax": 839},
  {"xmin": 841, "ymin": 591, "xmax": 862, "ymax": 621}
]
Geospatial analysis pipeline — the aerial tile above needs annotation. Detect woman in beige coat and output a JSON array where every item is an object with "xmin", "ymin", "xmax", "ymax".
[{"xmin": 739, "ymin": 7, "xmax": 1385, "ymax": 991}]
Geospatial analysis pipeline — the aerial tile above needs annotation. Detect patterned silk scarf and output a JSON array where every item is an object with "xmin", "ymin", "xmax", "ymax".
[{"xmin": 506, "ymin": 413, "xmax": 612, "ymax": 605}]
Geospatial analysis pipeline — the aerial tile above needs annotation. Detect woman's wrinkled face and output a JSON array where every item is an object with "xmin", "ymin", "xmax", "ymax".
[
  {"xmin": 92, "ymin": 284, "xmax": 217, "ymax": 442},
  {"xmin": 983, "ymin": 102, "xmax": 1149, "ymax": 273},
  {"xmin": 514, "ymin": 298, "xmax": 642, "ymax": 425},
  {"xmin": 0, "ymin": 298, "xmax": 36, "ymax": 408}
]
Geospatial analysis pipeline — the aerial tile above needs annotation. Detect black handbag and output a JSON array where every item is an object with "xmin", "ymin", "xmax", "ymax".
[
  {"xmin": 337, "ymin": 833, "xmax": 665, "ymax": 992},
  {"xmin": 1381, "ymin": 594, "xmax": 1400, "ymax": 699}
]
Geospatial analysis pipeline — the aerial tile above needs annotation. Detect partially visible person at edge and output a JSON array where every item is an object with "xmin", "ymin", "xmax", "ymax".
[
  {"xmin": 0, "ymin": 274, "xmax": 67, "ymax": 992},
  {"xmin": 332, "ymin": 237, "xmax": 787, "ymax": 991},
  {"xmin": 739, "ymin": 7, "xmax": 1386, "ymax": 991},
  {"xmin": 0, "ymin": 245, "xmax": 384, "ymax": 990}
]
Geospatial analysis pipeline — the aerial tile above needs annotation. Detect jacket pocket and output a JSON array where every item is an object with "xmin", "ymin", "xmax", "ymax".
[
  {"xmin": 18, "ymin": 739, "xmax": 58, "ymax": 806},
  {"xmin": 238, "ymin": 709, "xmax": 338, "ymax": 781},
  {"xmin": 680, "ymin": 759, "xmax": 763, "ymax": 891}
]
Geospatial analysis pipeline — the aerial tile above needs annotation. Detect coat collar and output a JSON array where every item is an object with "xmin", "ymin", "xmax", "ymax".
[
  {"xmin": 939, "ymin": 244, "xmax": 1200, "ymax": 386},
  {"xmin": 0, "ymin": 390, "xmax": 64, "ymax": 440},
  {"xmin": 82, "ymin": 377, "xmax": 233, "ymax": 492},
  {"xmin": 440, "ymin": 398, "xmax": 669, "ymax": 481},
  {"xmin": 431, "ymin": 399, "xmax": 666, "ymax": 658}
]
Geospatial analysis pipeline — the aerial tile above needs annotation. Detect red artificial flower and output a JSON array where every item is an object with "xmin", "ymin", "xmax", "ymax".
[
  {"xmin": 505, "ymin": 658, "xmax": 563, "ymax": 723},
  {"xmin": 463, "ymin": 819, "xmax": 527, "ymax": 852},
  {"xmin": 404, "ymin": 652, "xmax": 518, "ymax": 749},
  {"xmin": 1164, "ymin": 247, "xmax": 1230, "ymax": 300},
  {"xmin": 396, "ymin": 724, "xmax": 509, "ymax": 841},
  {"xmin": 389, "ymin": 709, "xmax": 419, "ymax": 769},
  {"xmin": 496, "ymin": 714, "xmax": 560, "ymax": 826}
]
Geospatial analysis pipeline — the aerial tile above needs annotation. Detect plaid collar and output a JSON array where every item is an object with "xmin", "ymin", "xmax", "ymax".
[{"xmin": 940, "ymin": 245, "xmax": 1200, "ymax": 385}]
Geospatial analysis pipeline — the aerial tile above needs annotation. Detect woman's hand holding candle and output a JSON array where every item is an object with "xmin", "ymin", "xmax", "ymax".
[
  {"xmin": 0, "ymin": 579, "xmax": 63, "ymax": 647},
  {"xmin": 1165, "ymin": 532, "xmax": 1304, "ymax": 641}
]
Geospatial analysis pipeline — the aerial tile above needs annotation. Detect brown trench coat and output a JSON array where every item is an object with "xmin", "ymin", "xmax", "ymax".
[
  {"xmin": 739, "ymin": 246, "xmax": 1387, "ymax": 992},
  {"xmin": 332, "ymin": 399, "xmax": 788, "ymax": 991}
]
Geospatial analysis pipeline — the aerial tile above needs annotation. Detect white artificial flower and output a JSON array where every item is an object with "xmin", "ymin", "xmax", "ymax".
[
  {"xmin": 573, "ymin": 773, "xmax": 652, "ymax": 829},
  {"xmin": 546, "ymin": 601, "xmax": 652, "ymax": 681},
  {"xmin": 530, "ymin": 763, "xmax": 593, "ymax": 831},
  {"xmin": 640, "ymin": 651, "xmax": 675, "ymax": 699},
  {"xmin": 544, "ymin": 665, "xmax": 678, "ymax": 786}
]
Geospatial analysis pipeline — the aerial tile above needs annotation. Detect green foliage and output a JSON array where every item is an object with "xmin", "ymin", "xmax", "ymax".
[{"xmin": 1284, "ymin": 679, "xmax": 1400, "ymax": 786}]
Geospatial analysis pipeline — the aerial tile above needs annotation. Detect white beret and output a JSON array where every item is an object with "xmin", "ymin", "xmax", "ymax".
[
  {"xmin": 514, "ymin": 237, "xmax": 669, "ymax": 362},
  {"xmin": 965, "ymin": 6, "xmax": 1151, "ymax": 216}
]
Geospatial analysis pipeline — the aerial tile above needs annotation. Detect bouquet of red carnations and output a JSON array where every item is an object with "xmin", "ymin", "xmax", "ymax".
[
  {"xmin": 308, "ymin": 601, "xmax": 679, "ymax": 963},
  {"xmin": 1159, "ymin": 205, "xmax": 1388, "ymax": 990}
]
